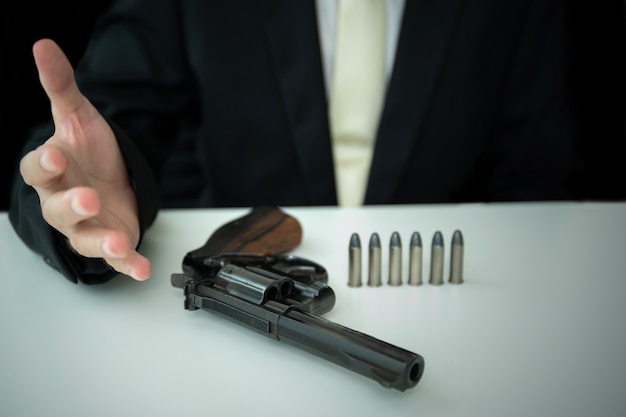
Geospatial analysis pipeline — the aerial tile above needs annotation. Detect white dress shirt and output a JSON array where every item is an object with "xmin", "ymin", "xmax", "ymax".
[
  {"xmin": 315, "ymin": 0, "xmax": 406, "ymax": 98},
  {"xmin": 314, "ymin": 0, "xmax": 406, "ymax": 205}
]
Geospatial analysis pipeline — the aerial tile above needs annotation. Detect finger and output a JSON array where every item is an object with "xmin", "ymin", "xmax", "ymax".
[
  {"xmin": 20, "ymin": 144, "xmax": 68, "ymax": 189},
  {"xmin": 68, "ymin": 227, "xmax": 151, "ymax": 281},
  {"xmin": 40, "ymin": 187, "xmax": 100, "ymax": 232},
  {"xmin": 33, "ymin": 39, "xmax": 88, "ymax": 118},
  {"xmin": 69, "ymin": 225, "xmax": 129, "ymax": 259},
  {"xmin": 107, "ymin": 252, "xmax": 152, "ymax": 282}
]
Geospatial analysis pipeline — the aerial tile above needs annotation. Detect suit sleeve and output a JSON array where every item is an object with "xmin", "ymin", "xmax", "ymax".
[
  {"xmin": 9, "ymin": 120, "xmax": 159, "ymax": 284},
  {"xmin": 9, "ymin": 0, "xmax": 189, "ymax": 283}
]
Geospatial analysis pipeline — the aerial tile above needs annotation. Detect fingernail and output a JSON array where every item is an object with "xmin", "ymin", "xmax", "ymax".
[
  {"xmin": 39, "ymin": 151, "xmax": 56, "ymax": 172},
  {"xmin": 101, "ymin": 240, "xmax": 116, "ymax": 257},
  {"xmin": 128, "ymin": 267, "xmax": 138, "ymax": 280},
  {"xmin": 129, "ymin": 267, "xmax": 149, "ymax": 281},
  {"xmin": 70, "ymin": 195, "xmax": 91, "ymax": 216}
]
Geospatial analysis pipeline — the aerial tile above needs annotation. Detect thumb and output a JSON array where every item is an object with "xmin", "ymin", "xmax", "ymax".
[{"xmin": 33, "ymin": 39, "xmax": 87, "ymax": 118}]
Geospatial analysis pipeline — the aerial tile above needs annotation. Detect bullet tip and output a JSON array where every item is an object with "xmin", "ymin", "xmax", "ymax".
[
  {"xmin": 432, "ymin": 231, "xmax": 443, "ymax": 246},
  {"xmin": 390, "ymin": 231, "xmax": 401, "ymax": 247},
  {"xmin": 369, "ymin": 232, "xmax": 381, "ymax": 248},
  {"xmin": 410, "ymin": 231, "xmax": 422, "ymax": 247},
  {"xmin": 350, "ymin": 233, "xmax": 361, "ymax": 248},
  {"xmin": 452, "ymin": 229, "xmax": 463, "ymax": 245}
]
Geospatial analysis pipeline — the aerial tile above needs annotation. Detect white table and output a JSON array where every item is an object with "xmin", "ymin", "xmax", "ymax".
[{"xmin": 1, "ymin": 202, "xmax": 625, "ymax": 417}]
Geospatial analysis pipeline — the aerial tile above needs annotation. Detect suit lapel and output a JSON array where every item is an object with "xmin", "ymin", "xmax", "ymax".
[
  {"xmin": 261, "ymin": 0, "xmax": 465, "ymax": 205},
  {"xmin": 366, "ymin": 0, "xmax": 466, "ymax": 203},
  {"xmin": 260, "ymin": 0, "xmax": 337, "ymax": 205}
]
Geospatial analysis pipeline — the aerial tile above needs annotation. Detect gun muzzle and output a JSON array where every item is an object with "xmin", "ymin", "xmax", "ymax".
[{"xmin": 276, "ymin": 308, "xmax": 424, "ymax": 391}]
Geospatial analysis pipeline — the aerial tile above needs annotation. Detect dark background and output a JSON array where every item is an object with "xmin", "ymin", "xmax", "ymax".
[
  {"xmin": 1, "ymin": 1, "xmax": 114, "ymax": 211},
  {"xmin": 1, "ymin": 2, "xmax": 625, "ymax": 212}
]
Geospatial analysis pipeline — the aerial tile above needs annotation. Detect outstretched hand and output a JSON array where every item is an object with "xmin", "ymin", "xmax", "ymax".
[{"xmin": 19, "ymin": 39, "xmax": 151, "ymax": 281}]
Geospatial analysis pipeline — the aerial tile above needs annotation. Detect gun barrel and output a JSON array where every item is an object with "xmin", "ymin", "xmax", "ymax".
[
  {"xmin": 179, "ymin": 252, "xmax": 424, "ymax": 391},
  {"xmin": 278, "ymin": 309, "xmax": 424, "ymax": 391}
]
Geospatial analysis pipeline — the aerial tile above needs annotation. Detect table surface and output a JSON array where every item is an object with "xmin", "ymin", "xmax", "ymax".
[{"xmin": 1, "ymin": 202, "xmax": 625, "ymax": 417}]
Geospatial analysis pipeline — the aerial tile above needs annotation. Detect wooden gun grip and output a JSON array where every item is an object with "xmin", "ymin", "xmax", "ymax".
[{"xmin": 188, "ymin": 206, "xmax": 302, "ymax": 259}]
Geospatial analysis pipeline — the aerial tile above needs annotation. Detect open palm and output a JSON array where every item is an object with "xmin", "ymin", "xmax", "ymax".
[{"xmin": 20, "ymin": 39, "xmax": 151, "ymax": 280}]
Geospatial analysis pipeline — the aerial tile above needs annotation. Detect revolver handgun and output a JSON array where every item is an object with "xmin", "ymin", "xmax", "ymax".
[{"xmin": 171, "ymin": 207, "xmax": 424, "ymax": 391}]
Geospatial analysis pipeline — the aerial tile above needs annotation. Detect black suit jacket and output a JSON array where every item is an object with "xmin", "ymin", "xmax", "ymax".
[{"xmin": 10, "ymin": 0, "xmax": 580, "ymax": 283}]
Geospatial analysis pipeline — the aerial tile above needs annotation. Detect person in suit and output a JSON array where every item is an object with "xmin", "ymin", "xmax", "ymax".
[{"xmin": 9, "ymin": 0, "xmax": 580, "ymax": 284}]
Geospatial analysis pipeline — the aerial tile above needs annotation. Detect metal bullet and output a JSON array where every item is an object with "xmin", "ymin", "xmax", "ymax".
[
  {"xmin": 408, "ymin": 231, "xmax": 423, "ymax": 286},
  {"xmin": 429, "ymin": 231, "xmax": 444, "ymax": 285},
  {"xmin": 449, "ymin": 230, "xmax": 464, "ymax": 284},
  {"xmin": 367, "ymin": 233, "xmax": 382, "ymax": 287},
  {"xmin": 348, "ymin": 233, "xmax": 362, "ymax": 287},
  {"xmin": 388, "ymin": 232, "xmax": 402, "ymax": 286}
]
